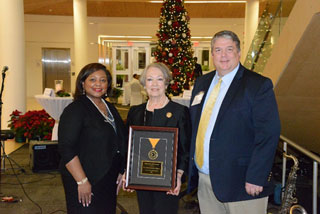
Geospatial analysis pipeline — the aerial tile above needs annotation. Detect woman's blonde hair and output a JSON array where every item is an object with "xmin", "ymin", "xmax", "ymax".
[{"xmin": 139, "ymin": 62, "xmax": 172, "ymax": 87}]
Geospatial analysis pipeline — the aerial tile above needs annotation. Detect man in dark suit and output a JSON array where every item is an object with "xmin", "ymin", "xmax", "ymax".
[
  {"xmin": 193, "ymin": 57, "xmax": 203, "ymax": 79},
  {"xmin": 187, "ymin": 30, "xmax": 281, "ymax": 214}
]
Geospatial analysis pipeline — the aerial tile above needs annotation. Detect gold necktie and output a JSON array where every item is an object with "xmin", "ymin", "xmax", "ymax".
[{"xmin": 195, "ymin": 78, "xmax": 222, "ymax": 168}]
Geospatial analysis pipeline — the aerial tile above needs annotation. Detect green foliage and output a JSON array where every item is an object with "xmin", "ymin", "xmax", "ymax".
[
  {"xmin": 116, "ymin": 63, "xmax": 124, "ymax": 70},
  {"xmin": 202, "ymin": 65, "xmax": 210, "ymax": 71},
  {"xmin": 110, "ymin": 87, "xmax": 123, "ymax": 98},
  {"xmin": 56, "ymin": 90, "xmax": 71, "ymax": 97},
  {"xmin": 154, "ymin": 0, "xmax": 195, "ymax": 96}
]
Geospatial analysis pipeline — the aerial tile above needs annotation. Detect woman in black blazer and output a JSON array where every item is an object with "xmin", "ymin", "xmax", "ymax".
[
  {"xmin": 58, "ymin": 63, "xmax": 127, "ymax": 214},
  {"xmin": 124, "ymin": 62, "xmax": 191, "ymax": 214}
]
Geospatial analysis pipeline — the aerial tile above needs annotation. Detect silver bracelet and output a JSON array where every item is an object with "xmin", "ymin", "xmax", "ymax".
[{"xmin": 77, "ymin": 177, "xmax": 88, "ymax": 185}]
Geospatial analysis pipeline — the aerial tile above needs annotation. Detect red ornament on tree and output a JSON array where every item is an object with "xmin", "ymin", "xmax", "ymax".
[
  {"xmin": 154, "ymin": 0, "xmax": 195, "ymax": 96},
  {"xmin": 172, "ymin": 21, "xmax": 179, "ymax": 28}
]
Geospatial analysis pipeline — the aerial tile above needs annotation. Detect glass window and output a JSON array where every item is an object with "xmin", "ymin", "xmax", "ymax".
[{"xmin": 138, "ymin": 52, "xmax": 146, "ymax": 69}]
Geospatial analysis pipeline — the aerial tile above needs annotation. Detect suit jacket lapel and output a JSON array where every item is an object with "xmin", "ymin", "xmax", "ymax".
[
  {"xmin": 193, "ymin": 71, "xmax": 216, "ymax": 130},
  {"xmin": 215, "ymin": 65, "xmax": 245, "ymax": 126}
]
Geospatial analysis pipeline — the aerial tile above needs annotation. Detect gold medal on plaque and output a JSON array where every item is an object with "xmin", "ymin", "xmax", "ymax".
[{"xmin": 148, "ymin": 138, "xmax": 160, "ymax": 160}]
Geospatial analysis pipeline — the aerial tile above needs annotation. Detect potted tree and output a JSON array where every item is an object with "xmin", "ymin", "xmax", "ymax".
[{"xmin": 108, "ymin": 87, "xmax": 123, "ymax": 104}]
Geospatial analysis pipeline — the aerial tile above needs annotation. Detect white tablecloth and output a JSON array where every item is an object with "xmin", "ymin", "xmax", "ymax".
[
  {"xmin": 35, "ymin": 95, "xmax": 73, "ymax": 141},
  {"xmin": 171, "ymin": 96, "xmax": 191, "ymax": 107}
]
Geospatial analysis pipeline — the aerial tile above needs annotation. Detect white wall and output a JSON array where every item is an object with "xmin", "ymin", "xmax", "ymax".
[{"xmin": 25, "ymin": 15, "xmax": 244, "ymax": 104}]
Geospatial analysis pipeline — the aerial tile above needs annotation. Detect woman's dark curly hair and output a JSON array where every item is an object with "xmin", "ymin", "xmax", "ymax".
[{"xmin": 74, "ymin": 63, "xmax": 112, "ymax": 100}]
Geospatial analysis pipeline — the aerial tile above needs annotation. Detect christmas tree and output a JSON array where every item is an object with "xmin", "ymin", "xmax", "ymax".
[{"xmin": 154, "ymin": 0, "xmax": 195, "ymax": 96}]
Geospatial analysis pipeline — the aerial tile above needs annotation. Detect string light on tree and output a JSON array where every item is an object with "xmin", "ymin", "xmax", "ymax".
[{"xmin": 154, "ymin": 0, "xmax": 195, "ymax": 96}]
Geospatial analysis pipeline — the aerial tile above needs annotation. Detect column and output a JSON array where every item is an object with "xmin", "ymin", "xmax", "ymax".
[
  {"xmin": 73, "ymin": 0, "xmax": 88, "ymax": 78},
  {"xmin": 0, "ymin": 0, "xmax": 25, "ymax": 129},
  {"xmin": 242, "ymin": 0, "xmax": 259, "ymax": 63}
]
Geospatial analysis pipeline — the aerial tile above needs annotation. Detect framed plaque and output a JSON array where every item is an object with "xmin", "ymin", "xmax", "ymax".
[{"xmin": 126, "ymin": 125, "xmax": 178, "ymax": 191}]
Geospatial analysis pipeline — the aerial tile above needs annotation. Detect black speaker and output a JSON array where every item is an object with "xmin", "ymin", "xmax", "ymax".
[{"xmin": 30, "ymin": 141, "xmax": 60, "ymax": 172}]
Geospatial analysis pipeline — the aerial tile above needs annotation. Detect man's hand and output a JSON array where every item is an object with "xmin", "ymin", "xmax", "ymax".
[{"xmin": 245, "ymin": 182, "xmax": 263, "ymax": 197}]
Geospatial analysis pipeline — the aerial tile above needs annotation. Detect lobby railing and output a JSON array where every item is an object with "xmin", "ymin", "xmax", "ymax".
[
  {"xmin": 243, "ymin": 0, "xmax": 296, "ymax": 74},
  {"xmin": 280, "ymin": 135, "xmax": 320, "ymax": 214}
]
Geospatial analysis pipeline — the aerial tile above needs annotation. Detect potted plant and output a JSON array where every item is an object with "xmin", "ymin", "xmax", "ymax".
[
  {"xmin": 56, "ymin": 90, "xmax": 71, "ymax": 97},
  {"xmin": 8, "ymin": 110, "xmax": 26, "ymax": 142},
  {"xmin": 8, "ymin": 109, "xmax": 55, "ymax": 142},
  {"xmin": 109, "ymin": 87, "xmax": 123, "ymax": 104}
]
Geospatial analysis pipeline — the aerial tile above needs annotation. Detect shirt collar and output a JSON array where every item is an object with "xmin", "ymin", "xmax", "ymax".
[{"xmin": 214, "ymin": 63, "xmax": 239, "ymax": 87}]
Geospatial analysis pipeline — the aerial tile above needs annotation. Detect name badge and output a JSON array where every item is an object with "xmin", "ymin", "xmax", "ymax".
[{"xmin": 191, "ymin": 91, "xmax": 204, "ymax": 106}]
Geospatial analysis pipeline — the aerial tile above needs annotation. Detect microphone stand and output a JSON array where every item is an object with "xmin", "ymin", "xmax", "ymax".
[
  {"xmin": 0, "ymin": 68, "xmax": 5, "ymax": 195},
  {"xmin": 0, "ymin": 69, "xmax": 6, "ymax": 172},
  {"xmin": 0, "ymin": 68, "xmax": 24, "ymax": 173}
]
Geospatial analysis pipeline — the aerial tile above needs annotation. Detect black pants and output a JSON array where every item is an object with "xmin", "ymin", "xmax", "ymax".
[
  {"xmin": 61, "ymin": 156, "xmax": 120, "ymax": 214},
  {"xmin": 137, "ymin": 190, "xmax": 179, "ymax": 214}
]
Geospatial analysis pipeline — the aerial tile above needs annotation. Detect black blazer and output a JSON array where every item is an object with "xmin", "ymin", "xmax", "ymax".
[
  {"xmin": 58, "ymin": 95, "xmax": 127, "ymax": 185},
  {"xmin": 188, "ymin": 64, "xmax": 281, "ymax": 202},
  {"xmin": 126, "ymin": 101, "xmax": 191, "ymax": 172}
]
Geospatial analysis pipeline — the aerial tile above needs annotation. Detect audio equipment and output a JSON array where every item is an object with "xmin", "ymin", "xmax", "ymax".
[
  {"xmin": 29, "ymin": 141, "xmax": 60, "ymax": 172},
  {"xmin": 0, "ymin": 129, "xmax": 14, "ymax": 140}
]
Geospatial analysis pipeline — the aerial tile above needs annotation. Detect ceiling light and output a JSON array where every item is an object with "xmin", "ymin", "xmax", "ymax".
[
  {"xmin": 191, "ymin": 36, "xmax": 212, "ymax": 39},
  {"xmin": 99, "ymin": 35, "xmax": 152, "ymax": 39},
  {"xmin": 102, "ymin": 40, "xmax": 152, "ymax": 43}
]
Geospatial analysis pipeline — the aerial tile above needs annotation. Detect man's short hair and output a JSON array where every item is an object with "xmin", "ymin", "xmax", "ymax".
[{"xmin": 211, "ymin": 30, "xmax": 241, "ymax": 53}]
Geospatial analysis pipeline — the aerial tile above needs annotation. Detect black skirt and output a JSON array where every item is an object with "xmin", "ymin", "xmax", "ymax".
[{"xmin": 61, "ymin": 154, "xmax": 121, "ymax": 214}]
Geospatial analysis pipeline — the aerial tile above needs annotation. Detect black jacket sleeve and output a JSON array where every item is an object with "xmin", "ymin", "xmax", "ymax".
[{"xmin": 58, "ymin": 101, "xmax": 84, "ymax": 165}]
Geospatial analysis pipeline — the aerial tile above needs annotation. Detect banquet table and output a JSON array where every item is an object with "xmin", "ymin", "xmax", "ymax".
[{"xmin": 35, "ymin": 95, "xmax": 73, "ymax": 141}]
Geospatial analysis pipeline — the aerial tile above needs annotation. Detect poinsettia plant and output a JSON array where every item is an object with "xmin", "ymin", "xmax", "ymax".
[{"xmin": 8, "ymin": 109, "xmax": 55, "ymax": 141}]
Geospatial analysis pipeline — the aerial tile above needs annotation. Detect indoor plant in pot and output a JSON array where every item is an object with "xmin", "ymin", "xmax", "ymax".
[
  {"xmin": 108, "ymin": 87, "xmax": 123, "ymax": 104},
  {"xmin": 8, "ymin": 109, "xmax": 55, "ymax": 142}
]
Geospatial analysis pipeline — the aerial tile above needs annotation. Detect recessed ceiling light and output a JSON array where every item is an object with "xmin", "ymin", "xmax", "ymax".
[
  {"xmin": 191, "ymin": 36, "xmax": 212, "ymax": 39},
  {"xmin": 99, "ymin": 35, "xmax": 152, "ymax": 39}
]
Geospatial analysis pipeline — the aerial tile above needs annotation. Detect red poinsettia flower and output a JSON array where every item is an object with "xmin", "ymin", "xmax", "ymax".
[
  {"xmin": 8, "ymin": 109, "xmax": 55, "ymax": 141},
  {"xmin": 10, "ymin": 110, "xmax": 22, "ymax": 117}
]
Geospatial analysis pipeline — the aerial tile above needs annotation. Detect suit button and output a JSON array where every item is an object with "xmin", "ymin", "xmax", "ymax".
[
  {"xmin": 117, "ymin": 150, "xmax": 120, "ymax": 153},
  {"xmin": 192, "ymin": 157, "xmax": 194, "ymax": 160}
]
